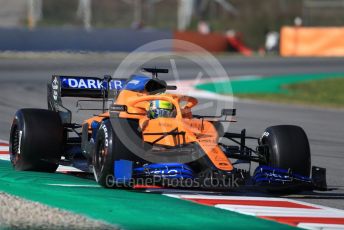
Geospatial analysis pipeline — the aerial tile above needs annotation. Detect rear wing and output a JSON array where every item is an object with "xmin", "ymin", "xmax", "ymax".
[
  {"xmin": 47, "ymin": 75, "xmax": 127, "ymax": 122},
  {"xmin": 49, "ymin": 75, "xmax": 126, "ymax": 99}
]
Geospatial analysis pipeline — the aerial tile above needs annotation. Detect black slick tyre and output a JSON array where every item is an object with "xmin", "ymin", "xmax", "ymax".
[
  {"xmin": 261, "ymin": 125, "xmax": 311, "ymax": 177},
  {"xmin": 9, "ymin": 109, "xmax": 63, "ymax": 172}
]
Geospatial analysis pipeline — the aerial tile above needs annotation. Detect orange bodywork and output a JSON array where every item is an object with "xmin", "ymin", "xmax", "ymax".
[{"xmin": 83, "ymin": 89, "xmax": 233, "ymax": 172}]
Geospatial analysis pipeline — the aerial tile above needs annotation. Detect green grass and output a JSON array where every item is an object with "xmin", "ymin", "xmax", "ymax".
[{"xmin": 237, "ymin": 78, "xmax": 344, "ymax": 108}]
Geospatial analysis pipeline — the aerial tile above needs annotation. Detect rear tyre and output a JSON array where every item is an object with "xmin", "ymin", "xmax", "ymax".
[
  {"xmin": 9, "ymin": 109, "xmax": 63, "ymax": 172},
  {"xmin": 261, "ymin": 125, "xmax": 311, "ymax": 177}
]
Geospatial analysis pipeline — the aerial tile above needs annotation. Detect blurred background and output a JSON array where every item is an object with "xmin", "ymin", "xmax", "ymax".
[{"xmin": 1, "ymin": 0, "xmax": 344, "ymax": 55}]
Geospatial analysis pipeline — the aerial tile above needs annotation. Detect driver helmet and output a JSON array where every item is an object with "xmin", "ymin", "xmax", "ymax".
[{"xmin": 148, "ymin": 100, "xmax": 175, "ymax": 119}]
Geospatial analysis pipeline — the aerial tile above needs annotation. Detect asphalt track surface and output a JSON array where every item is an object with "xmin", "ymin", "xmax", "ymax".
[{"xmin": 0, "ymin": 55, "xmax": 343, "ymax": 211}]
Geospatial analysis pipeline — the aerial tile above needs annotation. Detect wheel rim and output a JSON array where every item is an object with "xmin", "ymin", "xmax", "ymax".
[
  {"xmin": 95, "ymin": 140, "xmax": 106, "ymax": 174},
  {"xmin": 10, "ymin": 126, "xmax": 21, "ymax": 165}
]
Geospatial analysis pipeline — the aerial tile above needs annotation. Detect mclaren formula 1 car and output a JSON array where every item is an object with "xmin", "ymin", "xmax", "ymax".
[{"xmin": 9, "ymin": 68, "xmax": 326, "ymax": 191}]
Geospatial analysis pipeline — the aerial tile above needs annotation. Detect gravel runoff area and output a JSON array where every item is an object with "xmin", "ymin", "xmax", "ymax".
[{"xmin": 0, "ymin": 192, "xmax": 119, "ymax": 230}]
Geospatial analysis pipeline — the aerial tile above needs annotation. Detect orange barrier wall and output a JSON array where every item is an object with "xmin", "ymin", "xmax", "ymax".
[
  {"xmin": 173, "ymin": 31, "xmax": 228, "ymax": 52},
  {"xmin": 280, "ymin": 27, "xmax": 344, "ymax": 57}
]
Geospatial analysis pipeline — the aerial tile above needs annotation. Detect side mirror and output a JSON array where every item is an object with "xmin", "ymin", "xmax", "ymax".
[
  {"xmin": 221, "ymin": 109, "xmax": 236, "ymax": 116},
  {"xmin": 166, "ymin": 85, "xmax": 177, "ymax": 90}
]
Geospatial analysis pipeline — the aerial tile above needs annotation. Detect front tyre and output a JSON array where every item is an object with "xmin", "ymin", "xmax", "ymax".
[
  {"xmin": 261, "ymin": 125, "xmax": 311, "ymax": 177},
  {"xmin": 93, "ymin": 120, "xmax": 124, "ymax": 188},
  {"xmin": 92, "ymin": 119, "xmax": 148, "ymax": 188}
]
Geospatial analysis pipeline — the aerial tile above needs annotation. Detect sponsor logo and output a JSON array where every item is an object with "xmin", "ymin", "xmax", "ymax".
[
  {"xmin": 261, "ymin": 131, "xmax": 270, "ymax": 138},
  {"xmin": 62, "ymin": 78, "xmax": 102, "ymax": 89},
  {"xmin": 157, "ymin": 121, "xmax": 173, "ymax": 127},
  {"xmin": 128, "ymin": 79, "xmax": 140, "ymax": 85},
  {"xmin": 149, "ymin": 169, "xmax": 179, "ymax": 177},
  {"xmin": 17, "ymin": 130, "xmax": 23, "ymax": 154},
  {"xmin": 52, "ymin": 77, "xmax": 59, "ymax": 90},
  {"xmin": 111, "ymin": 80, "xmax": 123, "ymax": 89},
  {"xmin": 110, "ymin": 104, "xmax": 127, "ymax": 112},
  {"xmin": 52, "ymin": 77, "xmax": 59, "ymax": 100},
  {"xmin": 101, "ymin": 124, "xmax": 109, "ymax": 147},
  {"xmin": 61, "ymin": 77, "xmax": 124, "ymax": 90}
]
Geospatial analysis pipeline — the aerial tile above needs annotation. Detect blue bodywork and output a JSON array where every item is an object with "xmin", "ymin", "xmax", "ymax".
[
  {"xmin": 112, "ymin": 161, "xmax": 312, "ymax": 188},
  {"xmin": 253, "ymin": 165, "xmax": 312, "ymax": 186},
  {"xmin": 114, "ymin": 160, "xmax": 133, "ymax": 183},
  {"xmin": 113, "ymin": 161, "xmax": 194, "ymax": 181},
  {"xmin": 123, "ymin": 75, "xmax": 151, "ymax": 91}
]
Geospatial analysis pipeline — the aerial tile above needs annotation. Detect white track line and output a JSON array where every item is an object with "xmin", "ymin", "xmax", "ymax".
[
  {"xmin": 216, "ymin": 205, "xmax": 344, "ymax": 218},
  {"xmin": 0, "ymin": 142, "xmax": 9, "ymax": 162},
  {"xmin": 46, "ymin": 184, "xmax": 100, "ymax": 188},
  {"xmin": 0, "ymin": 146, "xmax": 9, "ymax": 151},
  {"xmin": 56, "ymin": 165, "xmax": 84, "ymax": 172},
  {"xmin": 0, "ymin": 155, "xmax": 10, "ymax": 161}
]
